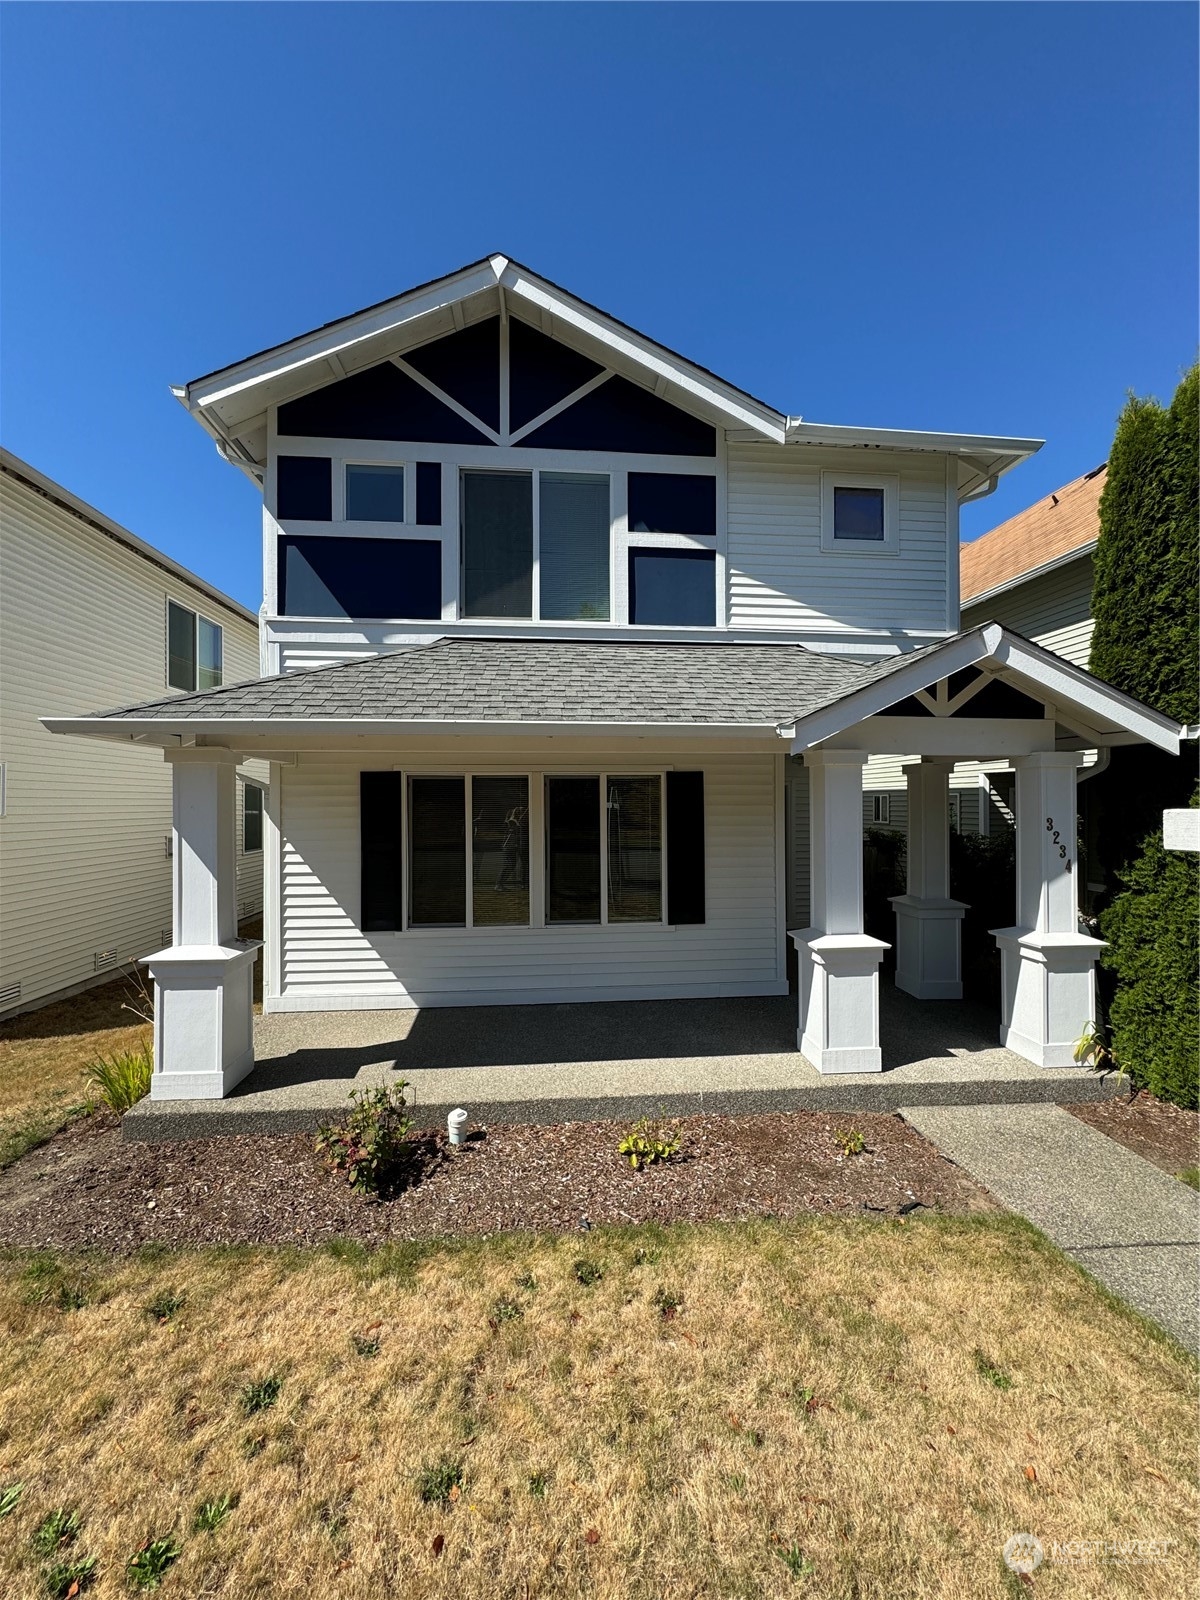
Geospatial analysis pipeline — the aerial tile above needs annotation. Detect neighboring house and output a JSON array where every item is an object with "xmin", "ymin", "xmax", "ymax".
[
  {"xmin": 41, "ymin": 257, "xmax": 1182, "ymax": 1095},
  {"xmin": 0, "ymin": 451, "xmax": 266, "ymax": 1016},
  {"xmin": 862, "ymin": 462, "xmax": 1105, "ymax": 846}
]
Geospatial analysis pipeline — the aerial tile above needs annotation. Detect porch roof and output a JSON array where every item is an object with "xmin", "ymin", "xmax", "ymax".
[{"xmin": 41, "ymin": 627, "xmax": 1183, "ymax": 754}]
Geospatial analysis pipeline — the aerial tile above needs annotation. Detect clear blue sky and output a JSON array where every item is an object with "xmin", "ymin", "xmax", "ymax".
[{"xmin": 1, "ymin": 2, "xmax": 1195, "ymax": 609}]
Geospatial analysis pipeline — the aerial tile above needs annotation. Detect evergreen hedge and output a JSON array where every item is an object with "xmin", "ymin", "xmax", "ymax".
[{"xmin": 1101, "ymin": 820, "xmax": 1199, "ymax": 1110}]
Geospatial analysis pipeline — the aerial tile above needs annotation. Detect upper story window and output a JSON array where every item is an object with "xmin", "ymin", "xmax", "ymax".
[
  {"xmin": 346, "ymin": 463, "xmax": 405, "ymax": 522},
  {"xmin": 820, "ymin": 471, "xmax": 899, "ymax": 555},
  {"xmin": 167, "ymin": 600, "xmax": 222, "ymax": 692},
  {"xmin": 461, "ymin": 468, "xmax": 612, "ymax": 622}
]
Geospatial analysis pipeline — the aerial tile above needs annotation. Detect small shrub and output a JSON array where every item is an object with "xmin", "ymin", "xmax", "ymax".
[
  {"xmin": 0, "ymin": 1481, "xmax": 23, "ymax": 1517},
  {"xmin": 145, "ymin": 1290, "xmax": 185, "ymax": 1323},
  {"xmin": 351, "ymin": 1332, "xmax": 381, "ymax": 1358},
  {"xmin": 416, "ymin": 1457, "xmax": 464, "ymax": 1506},
  {"xmin": 127, "ymin": 1538, "xmax": 181, "ymax": 1590},
  {"xmin": 835, "ymin": 1128, "xmax": 865, "ymax": 1157},
  {"xmin": 573, "ymin": 1259, "xmax": 603, "ymax": 1287},
  {"xmin": 240, "ymin": 1375, "xmax": 282, "ymax": 1415},
  {"xmin": 42, "ymin": 1555, "xmax": 97, "ymax": 1598},
  {"xmin": 776, "ymin": 1542, "xmax": 815, "ymax": 1580},
  {"xmin": 618, "ymin": 1114, "xmax": 680, "ymax": 1170},
  {"xmin": 973, "ymin": 1349, "xmax": 1014, "ymax": 1391},
  {"xmin": 527, "ymin": 1471, "xmax": 548, "ymax": 1498},
  {"xmin": 85, "ymin": 1047, "xmax": 152, "ymax": 1111},
  {"xmin": 32, "ymin": 1507, "xmax": 80, "ymax": 1555},
  {"xmin": 315, "ymin": 1083, "xmax": 414, "ymax": 1195},
  {"xmin": 193, "ymin": 1494, "xmax": 236, "ymax": 1533}
]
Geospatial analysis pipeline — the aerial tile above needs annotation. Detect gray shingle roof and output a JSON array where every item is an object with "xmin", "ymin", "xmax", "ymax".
[{"xmin": 84, "ymin": 636, "xmax": 917, "ymax": 728}]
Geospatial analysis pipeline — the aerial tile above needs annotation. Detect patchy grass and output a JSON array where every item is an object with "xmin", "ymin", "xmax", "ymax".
[{"xmin": 0, "ymin": 1217, "xmax": 1195, "ymax": 1599}]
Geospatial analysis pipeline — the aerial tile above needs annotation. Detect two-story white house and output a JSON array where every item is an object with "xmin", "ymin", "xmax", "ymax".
[
  {"xmin": 42, "ymin": 257, "xmax": 1183, "ymax": 1099},
  {"xmin": 1, "ymin": 450, "xmax": 265, "ymax": 1017}
]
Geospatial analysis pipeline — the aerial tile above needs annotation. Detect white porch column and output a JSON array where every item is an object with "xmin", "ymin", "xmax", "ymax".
[
  {"xmin": 991, "ymin": 751, "xmax": 1104, "ymax": 1067},
  {"xmin": 891, "ymin": 759, "xmax": 967, "ymax": 1000},
  {"xmin": 790, "ymin": 750, "xmax": 888, "ymax": 1073},
  {"xmin": 143, "ymin": 750, "xmax": 261, "ymax": 1100}
]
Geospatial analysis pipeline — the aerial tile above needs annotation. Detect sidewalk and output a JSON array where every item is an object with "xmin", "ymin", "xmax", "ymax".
[{"xmin": 901, "ymin": 1103, "xmax": 1200, "ymax": 1355}]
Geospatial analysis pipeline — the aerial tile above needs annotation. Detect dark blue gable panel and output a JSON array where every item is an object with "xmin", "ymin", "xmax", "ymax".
[
  {"xmin": 277, "ymin": 362, "xmax": 491, "ymax": 444},
  {"xmin": 519, "ymin": 375, "xmax": 716, "ymax": 457},
  {"xmin": 404, "ymin": 318, "xmax": 501, "ymax": 432},
  {"xmin": 509, "ymin": 317, "xmax": 604, "ymax": 431},
  {"xmin": 280, "ymin": 535, "xmax": 441, "ymax": 619}
]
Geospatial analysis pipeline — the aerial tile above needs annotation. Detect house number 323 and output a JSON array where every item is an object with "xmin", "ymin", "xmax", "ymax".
[{"xmin": 1045, "ymin": 816, "xmax": 1072, "ymax": 873}]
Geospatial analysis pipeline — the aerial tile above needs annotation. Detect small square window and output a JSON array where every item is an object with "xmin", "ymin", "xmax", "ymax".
[
  {"xmin": 628, "ymin": 549, "xmax": 715, "ymax": 627},
  {"xmin": 346, "ymin": 464, "xmax": 405, "ymax": 522},
  {"xmin": 820, "ymin": 473, "xmax": 899, "ymax": 554},
  {"xmin": 834, "ymin": 486, "xmax": 885, "ymax": 541}
]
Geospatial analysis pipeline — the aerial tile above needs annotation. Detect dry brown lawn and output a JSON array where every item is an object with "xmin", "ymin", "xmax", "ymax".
[{"xmin": 1, "ymin": 1217, "xmax": 1195, "ymax": 1599}]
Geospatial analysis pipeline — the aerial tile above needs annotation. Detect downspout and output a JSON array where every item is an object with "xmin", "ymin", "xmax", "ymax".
[{"xmin": 1075, "ymin": 747, "xmax": 1110, "ymax": 785}]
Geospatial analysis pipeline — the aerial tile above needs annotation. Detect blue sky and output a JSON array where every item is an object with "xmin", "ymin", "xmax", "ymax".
[{"xmin": 1, "ymin": 2, "xmax": 1195, "ymax": 609}]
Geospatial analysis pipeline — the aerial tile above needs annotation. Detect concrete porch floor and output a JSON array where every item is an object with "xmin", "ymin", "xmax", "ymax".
[{"xmin": 123, "ymin": 986, "xmax": 1123, "ymax": 1141}]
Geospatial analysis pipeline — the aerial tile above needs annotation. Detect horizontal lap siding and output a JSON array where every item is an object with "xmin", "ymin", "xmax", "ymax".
[
  {"xmin": 0, "ymin": 475, "xmax": 260, "ymax": 1012},
  {"xmin": 726, "ymin": 445, "xmax": 951, "ymax": 633},
  {"xmin": 963, "ymin": 554, "xmax": 1094, "ymax": 667},
  {"xmin": 278, "ymin": 753, "xmax": 781, "ymax": 1008}
]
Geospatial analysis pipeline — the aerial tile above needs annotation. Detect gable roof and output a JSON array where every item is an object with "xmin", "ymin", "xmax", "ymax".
[
  {"xmin": 961, "ymin": 463, "xmax": 1105, "ymax": 606},
  {"xmin": 173, "ymin": 253, "xmax": 1042, "ymax": 499},
  {"xmin": 41, "ymin": 627, "xmax": 1182, "ymax": 755}
]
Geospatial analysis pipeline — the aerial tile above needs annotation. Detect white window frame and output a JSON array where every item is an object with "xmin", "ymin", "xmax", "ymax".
[
  {"xmin": 342, "ymin": 459, "xmax": 408, "ymax": 527},
  {"xmin": 871, "ymin": 793, "xmax": 891, "ymax": 825},
  {"xmin": 820, "ymin": 471, "xmax": 900, "ymax": 556},
  {"xmin": 545, "ymin": 771, "xmax": 668, "ymax": 930},
  {"xmin": 165, "ymin": 598, "xmax": 223, "ymax": 692}
]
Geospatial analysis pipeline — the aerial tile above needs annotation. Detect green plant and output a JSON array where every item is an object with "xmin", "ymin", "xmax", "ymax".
[
  {"xmin": 1177, "ymin": 1167, "xmax": 1199, "ymax": 1191},
  {"xmin": 42, "ymin": 1555, "xmax": 97, "ymax": 1598},
  {"xmin": 127, "ymin": 1538, "xmax": 181, "ymax": 1590},
  {"xmin": 835, "ymin": 1128, "xmax": 865, "ymax": 1157},
  {"xmin": 652, "ymin": 1286, "xmax": 683, "ymax": 1318},
  {"xmin": 527, "ymin": 1471, "xmax": 548, "ymax": 1498},
  {"xmin": 617, "ymin": 1114, "xmax": 680, "ymax": 1170},
  {"xmin": 489, "ymin": 1296, "xmax": 523, "ymax": 1325},
  {"xmin": 776, "ymin": 1542, "xmax": 814, "ymax": 1580},
  {"xmin": 145, "ymin": 1290, "xmax": 185, "ymax": 1322},
  {"xmin": 1072, "ymin": 1021, "xmax": 1122, "ymax": 1076},
  {"xmin": 32, "ymin": 1507, "xmax": 80, "ymax": 1555},
  {"xmin": 416, "ymin": 1457, "xmax": 464, "ymax": 1506},
  {"xmin": 515, "ymin": 1271, "xmax": 538, "ymax": 1293},
  {"xmin": 240, "ymin": 1375, "xmax": 282, "ymax": 1414},
  {"xmin": 973, "ymin": 1349, "xmax": 1014, "ymax": 1391},
  {"xmin": 351, "ymin": 1332, "xmax": 381, "ymax": 1358},
  {"xmin": 84, "ymin": 1046, "xmax": 152, "ymax": 1112},
  {"xmin": 315, "ymin": 1083, "xmax": 414, "ymax": 1195},
  {"xmin": 573, "ymin": 1259, "xmax": 603, "ymax": 1286},
  {"xmin": 193, "ymin": 1494, "xmax": 236, "ymax": 1533},
  {"xmin": 0, "ymin": 1481, "xmax": 24, "ymax": 1517}
]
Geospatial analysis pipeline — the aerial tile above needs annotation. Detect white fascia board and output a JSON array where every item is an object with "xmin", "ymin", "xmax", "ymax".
[
  {"xmin": 500, "ymin": 264, "xmax": 786, "ymax": 440},
  {"xmin": 988, "ymin": 632, "xmax": 1182, "ymax": 753},
  {"xmin": 41, "ymin": 716, "xmax": 782, "ymax": 745},
  {"xmin": 961, "ymin": 541, "xmax": 1098, "ymax": 612},
  {"xmin": 783, "ymin": 421, "xmax": 1044, "ymax": 459}
]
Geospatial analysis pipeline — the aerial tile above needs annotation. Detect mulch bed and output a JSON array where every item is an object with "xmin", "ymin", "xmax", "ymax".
[
  {"xmin": 1065, "ymin": 1093, "xmax": 1199, "ymax": 1179},
  {"xmin": 0, "ymin": 1109, "xmax": 993, "ymax": 1253}
]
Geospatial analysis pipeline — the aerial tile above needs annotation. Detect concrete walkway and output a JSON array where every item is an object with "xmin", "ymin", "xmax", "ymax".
[
  {"xmin": 902, "ymin": 1103, "xmax": 1200, "ymax": 1355},
  {"xmin": 124, "ymin": 987, "xmax": 1122, "ymax": 1140}
]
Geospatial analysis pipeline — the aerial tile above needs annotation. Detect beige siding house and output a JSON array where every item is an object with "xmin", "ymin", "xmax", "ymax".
[{"xmin": 0, "ymin": 451, "xmax": 265, "ymax": 1016}]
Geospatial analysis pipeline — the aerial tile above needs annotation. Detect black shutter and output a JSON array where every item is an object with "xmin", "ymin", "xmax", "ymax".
[
  {"xmin": 361, "ymin": 772, "xmax": 404, "ymax": 931},
  {"xmin": 666, "ymin": 771, "xmax": 705, "ymax": 925}
]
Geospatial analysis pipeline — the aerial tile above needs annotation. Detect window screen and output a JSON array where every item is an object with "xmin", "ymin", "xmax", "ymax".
[
  {"xmin": 461, "ymin": 471, "xmax": 533, "ymax": 618},
  {"xmin": 167, "ymin": 601, "xmax": 196, "ymax": 691},
  {"xmin": 627, "ymin": 473, "xmax": 716, "ymax": 536},
  {"xmin": 546, "ymin": 776, "xmax": 601, "ymax": 924},
  {"xmin": 280, "ymin": 535, "xmax": 440, "ymax": 619},
  {"xmin": 409, "ymin": 777, "xmax": 466, "ymax": 927},
  {"xmin": 198, "ymin": 618, "xmax": 223, "ymax": 690},
  {"xmin": 243, "ymin": 784, "xmax": 264, "ymax": 852},
  {"xmin": 539, "ymin": 472, "xmax": 610, "ymax": 621},
  {"xmin": 346, "ymin": 464, "xmax": 405, "ymax": 522},
  {"xmin": 276, "ymin": 455, "xmax": 332, "ymax": 521},
  {"xmin": 628, "ymin": 549, "xmax": 716, "ymax": 626},
  {"xmin": 833, "ymin": 486, "xmax": 885, "ymax": 540}
]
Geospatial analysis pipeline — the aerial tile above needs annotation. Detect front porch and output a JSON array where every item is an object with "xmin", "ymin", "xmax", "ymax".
[{"xmin": 122, "ymin": 985, "xmax": 1122, "ymax": 1140}]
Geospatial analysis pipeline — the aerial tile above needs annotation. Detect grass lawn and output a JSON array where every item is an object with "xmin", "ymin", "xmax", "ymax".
[{"xmin": 1, "ymin": 1217, "xmax": 1196, "ymax": 1599}]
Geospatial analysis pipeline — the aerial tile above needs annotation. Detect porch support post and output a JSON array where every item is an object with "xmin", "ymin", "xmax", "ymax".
[
  {"xmin": 790, "ymin": 750, "xmax": 888, "ymax": 1074},
  {"xmin": 991, "ymin": 751, "xmax": 1104, "ymax": 1067},
  {"xmin": 891, "ymin": 759, "xmax": 967, "ymax": 1000},
  {"xmin": 143, "ymin": 750, "xmax": 261, "ymax": 1100}
]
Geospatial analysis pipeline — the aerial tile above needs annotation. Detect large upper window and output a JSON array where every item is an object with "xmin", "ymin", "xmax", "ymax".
[
  {"xmin": 539, "ymin": 472, "xmax": 610, "ymax": 621},
  {"xmin": 628, "ymin": 549, "xmax": 716, "ymax": 627},
  {"xmin": 280, "ymin": 535, "xmax": 440, "ymax": 619},
  {"xmin": 820, "ymin": 472, "xmax": 899, "ymax": 554},
  {"xmin": 461, "ymin": 470, "xmax": 533, "ymax": 619},
  {"xmin": 167, "ymin": 600, "xmax": 223, "ymax": 692}
]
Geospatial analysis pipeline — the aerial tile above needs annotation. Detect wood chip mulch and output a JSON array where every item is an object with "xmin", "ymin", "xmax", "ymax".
[
  {"xmin": 1065, "ymin": 1093, "xmax": 1199, "ymax": 1178},
  {"xmin": 0, "ymin": 1110, "xmax": 994, "ymax": 1255}
]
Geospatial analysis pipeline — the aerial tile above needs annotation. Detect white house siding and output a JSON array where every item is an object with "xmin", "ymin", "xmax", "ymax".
[
  {"xmin": 726, "ymin": 444, "xmax": 953, "ymax": 638},
  {"xmin": 0, "ymin": 468, "xmax": 263, "ymax": 1015},
  {"xmin": 272, "ymin": 748, "xmax": 784, "ymax": 1011}
]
